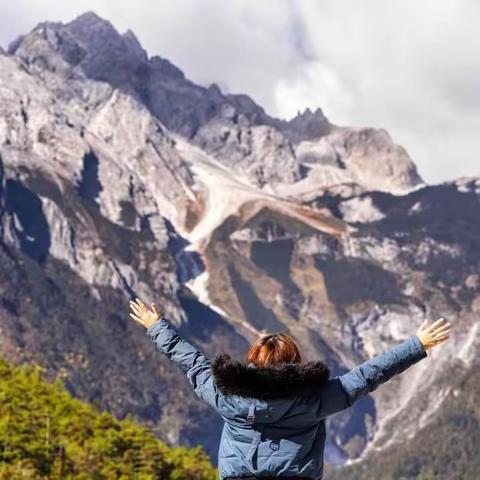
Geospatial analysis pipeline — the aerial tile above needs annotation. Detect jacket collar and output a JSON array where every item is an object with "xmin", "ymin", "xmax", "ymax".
[{"xmin": 211, "ymin": 353, "xmax": 330, "ymax": 400}]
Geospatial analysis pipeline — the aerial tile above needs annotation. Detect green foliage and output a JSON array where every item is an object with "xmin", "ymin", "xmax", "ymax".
[{"xmin": 0, "ymin": 359, "xmax": 217, "ymax": 479}]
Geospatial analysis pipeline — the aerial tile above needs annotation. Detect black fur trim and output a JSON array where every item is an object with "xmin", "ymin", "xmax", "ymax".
[{"xmin": 211, "ymin": 353, "xmax": 330, "ymax": 400}]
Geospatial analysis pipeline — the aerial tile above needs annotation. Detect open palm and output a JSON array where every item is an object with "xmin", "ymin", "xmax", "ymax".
[
  {"xmin": 416, "ymin": 317, "xmax": 452, "ymax": 351},
  {"xmin": 129, "ymin": 298, "xmax": 162, "ymax": 329}
]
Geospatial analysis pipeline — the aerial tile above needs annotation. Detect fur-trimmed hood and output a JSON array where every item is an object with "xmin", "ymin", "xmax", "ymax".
[{"xmin": 211, "ymin": 353, "xmax": 330, "ymax": 400}]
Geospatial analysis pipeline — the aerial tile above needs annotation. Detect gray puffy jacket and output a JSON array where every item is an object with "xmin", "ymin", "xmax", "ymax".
[{"xmin": 147, "ymin": 317, "xmax": 427, "ymax": 479}]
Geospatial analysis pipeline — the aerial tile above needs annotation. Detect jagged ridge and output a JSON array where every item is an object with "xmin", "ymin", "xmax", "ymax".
[{"xmin": 0, "ymin": 11, "xmax": 478, "ymax": 471}]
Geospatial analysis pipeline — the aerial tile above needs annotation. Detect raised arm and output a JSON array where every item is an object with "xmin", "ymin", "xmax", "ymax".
[
  {"xmin": 317, "ymin": 318, "xmax": 452, "ymax": 418},
  {"xmin": 129, "ymin": 298, "xmax": 223, "ymax": 412}
]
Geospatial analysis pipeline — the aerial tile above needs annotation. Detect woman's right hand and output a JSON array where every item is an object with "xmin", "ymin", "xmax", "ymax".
[{"xmin": 416, "ymin": 317, "xmax": 452, "ymax": 351}]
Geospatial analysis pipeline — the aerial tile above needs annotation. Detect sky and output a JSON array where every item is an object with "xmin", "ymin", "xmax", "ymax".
[{"xmin": 1, "ymin": 0, "xmax": 479, "ymax": 184}]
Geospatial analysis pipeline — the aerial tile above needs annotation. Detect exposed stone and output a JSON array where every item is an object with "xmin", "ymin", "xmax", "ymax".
[{"xmin": 0, "ymin": 11, "xmax": 478, "ymax": 466}]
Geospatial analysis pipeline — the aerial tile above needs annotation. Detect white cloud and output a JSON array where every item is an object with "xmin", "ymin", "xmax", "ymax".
[
  {"xmin": 274, "ymin": 60, "xmax": 355, "ymax": 124},
  {"xmin": 280, "ymin": 0, "xmax": 480, "ymax": 183},
  {"xmin": 1, "ymin": 0, "xmax": 479, "ymax": 183}
]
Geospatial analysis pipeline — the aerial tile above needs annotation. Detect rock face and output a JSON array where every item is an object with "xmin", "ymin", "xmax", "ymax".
[
  {"xmin": 1, "ymin": 11, "xmax": 478, "ymax": 469},
  {"xmin": 8, "ymin": 11, "xmax": 422, "ymax": 194}
]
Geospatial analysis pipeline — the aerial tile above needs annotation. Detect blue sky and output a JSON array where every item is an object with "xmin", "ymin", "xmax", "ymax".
[{"xmin": 1, "ymin": 0, "xmax": 479, "ymax": 184}]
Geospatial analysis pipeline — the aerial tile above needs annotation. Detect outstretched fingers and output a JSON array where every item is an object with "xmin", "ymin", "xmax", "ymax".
[
  {"xmin": 129, "ymin": 313, "xmax": 143, "ymax": 324},
  {"xmin": 418, "ymin": 319, "xmax": 429, "ymax": 332},
  {"xmin": 129, "ymin": 301, "xmax": 143, "ymax": 316},
  {"xmin": 433, "ymin": 324, "xmax": 452, "ymax": 336},
  {"xmin": 135, "ymin": 297, "xmax": 146, "ymax": 308},
  {"xmin": 433, "ymin": 334, "xmax": 450, "ymax": 345},
  {"xmin": 416, "ymin": 317, "xmax": 453, "ymax": 351},
  {"xmin": 130, "ymin": 298, "xmax": 150, "ymax": 313},
  {"xmin": 426, "ymin": 317, "xmax": 448, "ymax": 332}
]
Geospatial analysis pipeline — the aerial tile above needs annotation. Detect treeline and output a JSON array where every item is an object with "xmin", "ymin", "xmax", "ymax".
[{"xmin": 0, "ymin": 358, "xmax": 217, "ymax": 479}]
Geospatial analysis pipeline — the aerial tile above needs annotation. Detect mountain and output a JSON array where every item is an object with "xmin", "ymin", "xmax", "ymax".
[{"xmin": 0, "ymin": 11, "xmax": 478, "ymax": 475}]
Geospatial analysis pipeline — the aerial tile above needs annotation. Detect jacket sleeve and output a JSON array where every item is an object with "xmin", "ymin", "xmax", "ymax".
[
  {"xmin": 317, "ymin": 334, "xmax": 427, "ymax": 418},
  {"xmin": 146, "ymin": 317, "xmax": 223, "ymax": 412}
]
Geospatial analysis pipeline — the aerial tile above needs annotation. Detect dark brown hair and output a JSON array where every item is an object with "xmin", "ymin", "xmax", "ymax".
[{"xmin": 246, "ymin": 333, "xmax": 302, "ymax": 367}]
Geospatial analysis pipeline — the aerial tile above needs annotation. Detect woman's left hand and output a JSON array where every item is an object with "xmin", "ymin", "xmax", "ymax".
[
  {"xmin": 129, "ymin": 298, "xmax": 162, "ymax": 329},
  {"xmin": 416, "ymin": 317, "xmax": 452, "ymax": 351}
]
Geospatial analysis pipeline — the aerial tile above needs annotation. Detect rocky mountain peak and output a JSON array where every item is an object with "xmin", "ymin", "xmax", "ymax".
[
  {"xmin": 64, "ymin": 11, "xmax": 145, "ymax": 62},
  {"xmin": 149, "ymin": 55, "xmax": 185, "ymax": 80},
  {"xmin": 281, "ymin": 106, "xmax": 331, "ymax": 142},
  {"xmin": 0, "ymin": 11, "xmax": 478, "ymax": 473},
  {"xmin": 122, "ymin": 28, "xmax": 148, "ymax": 60},
  {"xmin": 66, "ymin": 10, "xmax": 110, "ymax": 28},
  {"xmin": 296, "ymin": 106, "xmax": 326, "ymax": 119},
  {"xmin": 63, "ymin": 12, "xmax": 147, "ymax": 82},
  {"xmin": 8, "ymin": 10, "xmax": 423, "ymax": 194}
]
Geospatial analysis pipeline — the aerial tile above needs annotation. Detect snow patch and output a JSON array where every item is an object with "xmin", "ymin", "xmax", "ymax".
[
  {"xmin": 456, "ymin": 321, "xmax": 479, "ymax": 365},
  {"xmin": 174, "ymin": 135, "xmax": 343, "ymax": 250},
  {"xmin": 339, "ymin": 196, "xmax": 386, "ymax": 223},
  {"xmin": 185, "ymin": 269, "xmax": 261, "ymax": 336}
]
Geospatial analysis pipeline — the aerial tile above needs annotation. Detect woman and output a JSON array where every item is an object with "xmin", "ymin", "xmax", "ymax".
[{"xmin": 129, "ymin": 298, "xmax": 451, "ymax": 480}]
